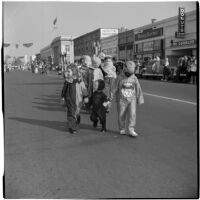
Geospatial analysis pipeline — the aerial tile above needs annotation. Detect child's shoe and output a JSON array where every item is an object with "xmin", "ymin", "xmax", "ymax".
[
  {"xmin": 120, "ymin": 129, "xmax": 126, "ymax": 135},
  {"xmin": 68, "ymin": 128, "xmax": 77, "ymax": 134},
  {"xmin": 101, "ymin": 128, "xmax": 107, "ymax": 132},
  {"xmin": 129, "ymin": 128, "xmax": 138, "ymax": 137}
]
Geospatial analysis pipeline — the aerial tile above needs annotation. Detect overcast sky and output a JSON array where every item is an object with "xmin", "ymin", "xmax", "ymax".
[{"xmin": 3, "ymin": 1, "xmax": 196, "ymax": 58}]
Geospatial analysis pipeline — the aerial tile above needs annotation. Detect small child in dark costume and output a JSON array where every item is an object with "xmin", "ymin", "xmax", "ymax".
[{"xmin": 90, "ymin": 79, "xmax": 110, "ymax": 132}]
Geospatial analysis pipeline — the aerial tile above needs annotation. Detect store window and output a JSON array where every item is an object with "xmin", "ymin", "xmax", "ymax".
[
  {"xmin": 65, "ymin": 45, "xmax": 70, "ymax": 54},
  {"xmin": 143, "ymin": 41, "xmax": 153, "ymax": 52},
  {"xmin": 138, "ymin": 43, "xmax": 143, "ymax": 53},
  {"xmin": 119, "ymin": 46, "xmax": 125, "ymax": 51},
  {"xmin": 154, "ymin": 40, "xmax": 162, "ymax": 51}
]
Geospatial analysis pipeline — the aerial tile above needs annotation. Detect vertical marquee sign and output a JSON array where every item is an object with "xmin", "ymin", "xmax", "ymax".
[{"xmin": 175, "ymin": 7, "xmax": 185, "ymax": 38}]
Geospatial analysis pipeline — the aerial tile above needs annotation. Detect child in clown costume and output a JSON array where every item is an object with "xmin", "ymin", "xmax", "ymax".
[
  {"xmin": 109, "ymin": 61, "xmax": 144, "ymax": 137},
  {"xmin": 100, "ymin": 56, "xmax": 117, "ymax": 113},
  {"xmin": 61, "ymin": 64, "xmax": 88, "ymax": 134}
]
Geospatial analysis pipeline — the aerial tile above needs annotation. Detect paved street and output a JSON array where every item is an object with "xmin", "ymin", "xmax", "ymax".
[{"xmin": 4, "ymin": 70, "xmax": 198, "ymax": 198}]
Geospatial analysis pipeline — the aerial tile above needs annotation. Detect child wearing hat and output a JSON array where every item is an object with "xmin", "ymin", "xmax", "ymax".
[
  {"xmin": 109, "ymin": 61, "xmax": 144, "ymax": 137},
  {"xmin": 100, "ymin": 56, "xmax": 117, "ymax": 100},
  {"xmin": 61, "ymin": 64, "xmax": 88, "ymax": 134},
  {"xmin": 90, "ymin": 79, "xmax": 111, "ymax": 132}
]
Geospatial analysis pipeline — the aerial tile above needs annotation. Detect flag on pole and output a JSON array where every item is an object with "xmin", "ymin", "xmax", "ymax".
[{"xmin": 53, "ymin": 17, "xmax": 57, "ymax": 29}]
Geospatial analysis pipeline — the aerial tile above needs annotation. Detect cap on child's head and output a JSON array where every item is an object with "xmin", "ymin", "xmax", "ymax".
[
  {"xmin": 97, "ymin": 79, "xmax": 105, "ymax": 91},
  {"xmin": 126, "ymin": 61, "xmax": 136, "ymax": 74}
]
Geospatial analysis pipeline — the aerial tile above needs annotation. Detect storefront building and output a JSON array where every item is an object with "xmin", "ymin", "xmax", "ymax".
[
  {"xmin": 74, "ymin": 28, "xmax": 118, "ymax": 60},
  {"xmin": 164, "ymin": 10, "xmax": 196, "ymax": 67},
  {"xmin": 101, "ymin": 34, "xmax": 118, "ymax": 59},
  {"xmin": 133, "ymin": 8, "xmax": 196, "ymax": 66},
  {"xmin": 51, "ymin": 36, "xmax": 74, "ymax": 66},
  {"xmin": 118, "ymin": 29, "xmax": 134, "ymax": 61},
  {"xmin": 40, "ymin": 45, "xmax": 52, "ymax": 64},
  {"xmin": 35, "ymin": 53, "xmax": 41, "ymax": 63},
  {"xmin": 134, "ymin": 24, "xmax": 164, "ymax": 61}
]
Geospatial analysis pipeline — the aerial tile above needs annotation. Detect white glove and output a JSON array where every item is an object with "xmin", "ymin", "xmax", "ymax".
[
  {"xmin": 84, "ymin": 97, "xmax": 89, "ymax": 103},
  {"xmin": 103, "ymin": 101, "xmax": 111, "ymax": 108}
]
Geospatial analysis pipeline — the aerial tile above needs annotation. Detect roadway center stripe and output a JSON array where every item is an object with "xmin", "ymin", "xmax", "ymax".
[{"xmin": 143, "ymin": 92, "xmax": 197, "ymax": 105}]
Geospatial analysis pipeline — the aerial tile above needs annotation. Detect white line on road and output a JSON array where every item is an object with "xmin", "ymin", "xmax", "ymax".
[{"xmin": 143, "ymin": 92, "xmax": 197, "ymax": 105}]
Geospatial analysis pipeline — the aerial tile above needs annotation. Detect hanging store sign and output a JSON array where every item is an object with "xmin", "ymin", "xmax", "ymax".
[
  {"xmin": 171, "ymin": 39, "xmax": 196, "ymax": 47},
  {"xmin": 135, "ymin": 27, "xmax": 163, "ymax": 41},
  {"xmin": 175, "ymin": 7, "xmax": 185, "ymax": 38}
]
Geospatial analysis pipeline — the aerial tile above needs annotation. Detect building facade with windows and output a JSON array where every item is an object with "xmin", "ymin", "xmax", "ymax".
[
  {"xmin": 35, "ymin": 53, "xmax": 41, "ymax": 63},
  {"xmin": 51, "ymin": 36, "xmax": 74, "ymax": 66},
  {"xmin": 101, "ymin": 34, "xmax": 118, "ymax": 59},
  {"xmin": 118, "ymin": 29, "xmax": 134, "ymax": 61},
  {"xmin": 74, "ymin": 28, "xmax": 118, "ymax": 60},
  {"xmin": 40, "ymin": 45, "xmax": 52, "ymax": 64},
  {"xmin": 164, "ymin": 10, "xmax": 196, "ymax": 67},
  {"xmin": 134, "ymin": 24, "xmax": 165, "ymax": 61},
  {"xmin": 133, "ymin": 8, "xmax": 196, "ymax": 66}
]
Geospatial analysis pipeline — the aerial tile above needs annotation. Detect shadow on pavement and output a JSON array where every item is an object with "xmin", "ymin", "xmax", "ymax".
[
  {"xmin": 32, "ymin": 101, "xmax": 61, "ymax": 106},
  {"xmin": 8, "ymin": 117, "xmax": 118, "ymax": 136},
  {"xmin": 18, "ymin": 81, "xmax": 63, "ymax": 86},
  {"xmin": 34, "ymin": 97, "xmax": 60, "ymax": 103},
  {"xmin": 9, "ymin": 117, "xmax": 67, "ymax": 132},
  {"xmin": 32, "ymin": 106, "xmax": 65, "ymax": 112},
  {"xmin": 32, "ymin": 94, "xmax": 63, "ymax": 111}
]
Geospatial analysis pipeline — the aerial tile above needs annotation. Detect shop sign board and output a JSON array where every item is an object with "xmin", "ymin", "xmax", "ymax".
[
  {"xmin": 100, "ymin": 29, "xmax": 118, "ymax": 38},
  {"xmin": 171, "ymin": 39, "xmax": 196, "ymax": 47},
  {"xmin": 135, "ymin": 27, "xmax": 163, "ymax": 41},
  {"xmin": 175, "ymin": 7, "xmax": 185, "ymax": 38}
]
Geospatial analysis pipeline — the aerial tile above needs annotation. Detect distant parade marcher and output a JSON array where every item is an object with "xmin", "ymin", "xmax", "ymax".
[
  {"xmin": 90, "ymin": 79, "xmax": 111, "ymax": 132},
  {"xmin": 152, "ymin": 56, "xmax": 160, "ymax": 74},
  {"xmin": 176, "ymin": 56, "xmax": 184, "ymax": 82},
  {"xmin": 109, "ymin": 61, "xmax": 144, "ymax": 137},
  {"xmin": 186, "ymin": 56, "xmax": 192, "ymax": 82},
  {"xmin": 61, "ymin": 64, "xmax": 88, "ymax": 134}
]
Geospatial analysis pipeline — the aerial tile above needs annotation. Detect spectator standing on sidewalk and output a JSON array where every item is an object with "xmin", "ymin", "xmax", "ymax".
[
  {"xmin": 190, "ymin": 55, "xmax": 197, "ymax": 84},
  {"xmin": 162, "ymin": 57, "xmax": 170, "ymax": 81}
]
